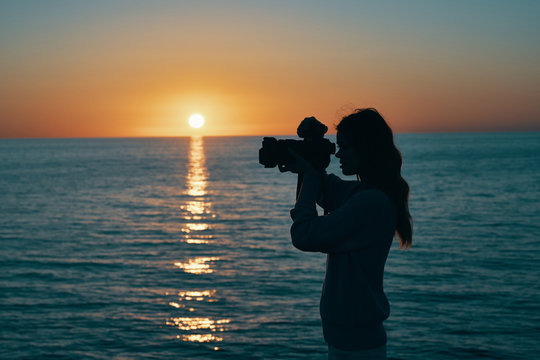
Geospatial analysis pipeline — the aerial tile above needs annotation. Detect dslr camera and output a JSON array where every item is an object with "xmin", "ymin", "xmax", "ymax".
[{"xmin": 258, "ymin": 117, "xmax": 335, "ymax": 171}]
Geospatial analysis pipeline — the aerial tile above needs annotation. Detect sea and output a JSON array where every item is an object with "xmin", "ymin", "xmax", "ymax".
[{"xmin": 1, "ymin": 133, "xmax": 539, "ymax": 360}]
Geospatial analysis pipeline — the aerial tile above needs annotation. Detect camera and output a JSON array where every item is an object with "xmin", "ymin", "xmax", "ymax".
[{"xmin": 258, "ymin": 119, "xmax": 335, "ymax": 171}]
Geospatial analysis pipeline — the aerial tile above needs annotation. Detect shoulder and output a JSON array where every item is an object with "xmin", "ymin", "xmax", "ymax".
[
  {"xmin": 351, "ymin": 188, "xmax": 392, "ymax": 205},
  {"xmin": 349, "ymin": 188, "xmax": 396, "ymax": 218},
  {"xmin": 352, "ymin": 188, "xmax": 390, "ymax": 202}
]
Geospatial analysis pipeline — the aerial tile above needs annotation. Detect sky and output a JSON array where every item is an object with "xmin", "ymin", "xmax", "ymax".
[{"xmin": 1, "ymin": 0, "xmax": 539, "ymax": 138}]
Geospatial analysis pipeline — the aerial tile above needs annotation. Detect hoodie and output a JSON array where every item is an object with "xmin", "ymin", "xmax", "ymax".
[{"xmin": 290, "ymin": 173, "xmax": 396, "ymax": 350}]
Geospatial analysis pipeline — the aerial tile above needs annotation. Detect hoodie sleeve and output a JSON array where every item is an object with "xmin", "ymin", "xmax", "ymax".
[{"xmin": 290, "ymin": 175, "xmax": 395, "ymax": 253}]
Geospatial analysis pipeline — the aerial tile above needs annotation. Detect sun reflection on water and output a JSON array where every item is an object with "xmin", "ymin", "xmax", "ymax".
[
  {"xmin": 178, "ymin": 290, "xmax": 217, "ymax": 302},
  {"xmin": 178, "ymin": 334, "xmax": 223, "ymax": 343},
  {"xmin": 169, "ymin": 136, "xmax": 226, "ymax": 345},
  {"xmin": 174, "ymin": 257, "xmax": 220, "ymax": 274},
  {"xmin": 186, "ymin": 136, "xmax": 207, "ymax": 197},
  {"xmin": 185, "ymin": 223, "xmax": 209, "ymax": 232},
  {"xmin": 167, "ymin": 317, "xmax": 229, "ymax": 343},
  {"xmin": 167, "ymin": 317, "xmax": 231, "ymax": 331},
  {"xmin": 184, "ymin": 235, "xmax": 213, "ymax": 245},
  {"xmin": 180, "ymin": 136, "xmax": 215, "ymax": 244},
  {"xmin": 166, "ymin": 289, "xmax": 229, "ymax": 343}
]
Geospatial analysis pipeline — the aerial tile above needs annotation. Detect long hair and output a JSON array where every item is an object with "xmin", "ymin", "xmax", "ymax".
[{"xmin": 336, "ymin": 108, "xmax": 412, "ymax": 248}]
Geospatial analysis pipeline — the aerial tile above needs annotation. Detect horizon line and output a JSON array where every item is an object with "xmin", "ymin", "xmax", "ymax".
[{"xmin": 1, "ymin": 129, "xmax": 540, "ymax": 140}]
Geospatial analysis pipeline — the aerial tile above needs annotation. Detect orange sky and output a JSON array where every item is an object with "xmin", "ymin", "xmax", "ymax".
[{"xmin": 1, "ymin": 1, "xmax": 539, "ymax": 138}]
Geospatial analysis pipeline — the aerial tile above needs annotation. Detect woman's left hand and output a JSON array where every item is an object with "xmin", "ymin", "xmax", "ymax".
[{"xmin": 283, "ymin": 148, "xmax": 318, "ymax": 176}]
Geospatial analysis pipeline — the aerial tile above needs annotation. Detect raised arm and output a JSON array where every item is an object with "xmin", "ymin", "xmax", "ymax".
[{"xmin": 290, "ymin": 174, "xmax": 396, "ymax": 253}]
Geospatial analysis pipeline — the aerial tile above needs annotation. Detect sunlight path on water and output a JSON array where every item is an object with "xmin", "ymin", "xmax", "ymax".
[{"xmin": 167, "ymin": 136, "xmax": 229, "ymax": 348}]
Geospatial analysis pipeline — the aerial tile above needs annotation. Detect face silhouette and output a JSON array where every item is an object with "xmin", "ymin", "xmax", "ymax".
[{"xmin": 335, "ymin": 132, "xmax": 363, "ymax": 176}]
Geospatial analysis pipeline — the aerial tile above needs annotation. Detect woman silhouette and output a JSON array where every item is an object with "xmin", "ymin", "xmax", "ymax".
[{"xmin": 288, "ymin": 108, "xmax": 412, "ymax": 359}]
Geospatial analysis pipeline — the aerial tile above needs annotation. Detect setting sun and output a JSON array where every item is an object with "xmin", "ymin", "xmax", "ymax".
[{"xmin": 188, "ymin": 114, "xmax": 205, "ymax": 129}]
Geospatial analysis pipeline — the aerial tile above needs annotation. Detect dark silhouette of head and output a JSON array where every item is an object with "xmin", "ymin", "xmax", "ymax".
[{"xmin": 336, "ymin": 108, "xmax": 412, "ymax": 248}]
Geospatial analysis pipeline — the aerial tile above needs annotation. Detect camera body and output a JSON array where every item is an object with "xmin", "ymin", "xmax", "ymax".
[
  {"xmin": 258, "ymin": 136, "xmax": 336, "ymax": 170},
  {"xmin": 259, "ymin": 117, "xmax": 335, "ymax": 171}
]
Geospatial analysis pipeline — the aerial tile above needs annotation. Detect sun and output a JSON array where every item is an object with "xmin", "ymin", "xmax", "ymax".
[{"xmin": 188, "ymin": 114, "xmax": 205, "ymax": 129}]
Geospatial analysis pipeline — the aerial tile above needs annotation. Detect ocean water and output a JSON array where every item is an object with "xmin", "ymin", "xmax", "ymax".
[{"xmin": 1, "ymin": 133, "xmax": 539, "ymax": 360}]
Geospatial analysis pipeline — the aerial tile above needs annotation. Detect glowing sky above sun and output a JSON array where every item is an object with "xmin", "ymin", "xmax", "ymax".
[{"xmin": 0, "ymin": 1, "xmax": 539, "ymax": 138}]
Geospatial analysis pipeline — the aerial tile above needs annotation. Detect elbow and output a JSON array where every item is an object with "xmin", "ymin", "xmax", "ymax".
[
  {"xmin": 291, "ymin": 235, "xmax": 309, "ymax": 252},
  {"xmin": 290, "ymin": 225, "xmax": 317, "ymax": 252}
]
